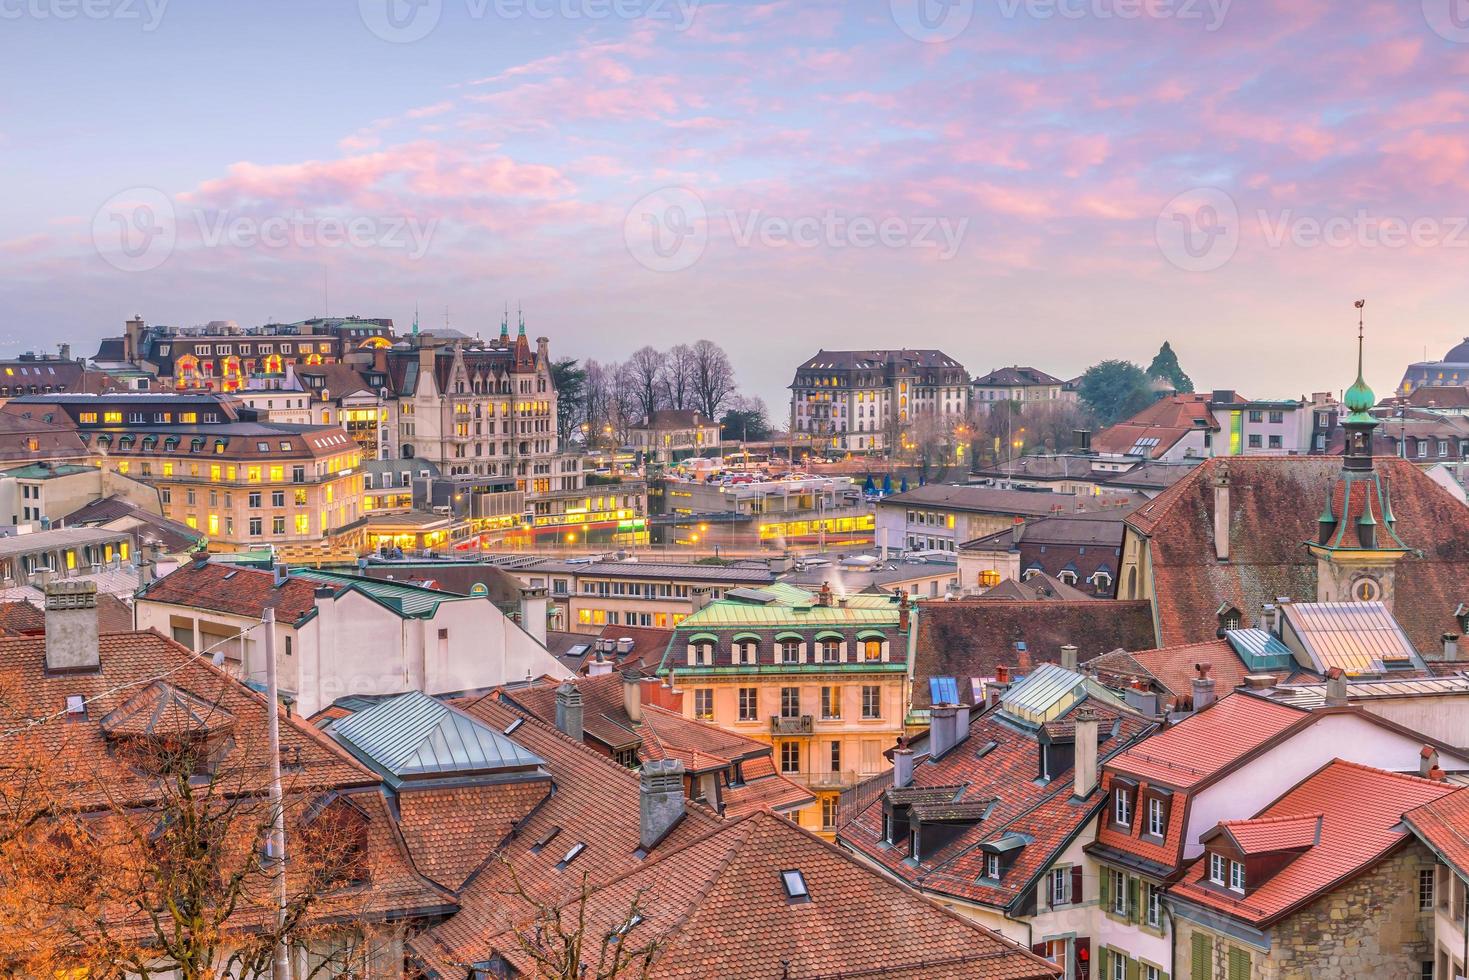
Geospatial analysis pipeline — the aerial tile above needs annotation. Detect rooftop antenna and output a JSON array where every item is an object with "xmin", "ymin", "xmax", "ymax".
[
  {"xmin": 412, "ymin": 302, "xmax": 420, "ymax": 337},
  {"xmin": 443, "ymin": 305, "xmax": 451, "ymax": 331}
]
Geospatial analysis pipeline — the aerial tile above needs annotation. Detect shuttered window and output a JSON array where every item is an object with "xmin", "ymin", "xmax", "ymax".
[
  {"xmin": 1191, "ymin": 933, "xmax": 1211, "ymax": 980},
  {"xmin": 1227, "ymin": 947, "xmax": 1249, "ymax": 980}
]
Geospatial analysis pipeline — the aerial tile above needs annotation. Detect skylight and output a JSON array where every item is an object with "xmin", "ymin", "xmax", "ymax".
[
  {"xmin": 780, "ymin": 869, "xmax": 810, "ymax": 901},
  {"xmin": 532, "ymin": 826, "xmax": 561, "ymax": 852},
  {"xmin": 558, "ymin": 842, "xmax": 587, "ymax": 868},
  {"xmin": 503, "ymin": 717, "xmax": 524, "ymax": 736}
]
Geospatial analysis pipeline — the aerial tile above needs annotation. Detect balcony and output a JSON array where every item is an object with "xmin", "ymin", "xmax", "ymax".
[
  {"xmin": 786, "ymin": 769, "xmax": 887, "ymax": 791},
  {"xmin": 770, "ymin": 714, "xmax": 814, "ymax": 735}
]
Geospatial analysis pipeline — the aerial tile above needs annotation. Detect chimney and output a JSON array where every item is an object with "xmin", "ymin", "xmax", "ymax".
[
  {"xmin": 1444, "ymin": 634, "xmax": 1460, "ymax": 662},
  {"xmin": 519, "ymin": 586, "xmax": 548, "ymax": 646},
  {"xmin": 1212, "ymin": 473, "xmax": 1230, "ymax": 561},
  {"xmin": 623, "ymin": 669, "xmax": 643, "ymax": 723},
  {"xmin": 1191, "ymin": 663, "xmax": 1217, "ymax": 711},
  {"xmin": 930, "ymin": 704, "xmax": 959, "ymax": 758},
  {"xmin": 44, "ymin": 581, "xmax": 99, "ymax": 673},
  {"xmin": 271, "ymin": 562, "xmax": 287, "ymax": 587},
  {"xmin": 639, "ymin": 760, "xmax": 686, "ymax": 850},
  {"xmin": 898, "ymin": 590, "xmax": 911, "ymax": 632},
  {"xmin": 816, "ymin": 582, "xmax": 834, "ymax": 607},
  {"xmin": 616, "ymin": 637, "xmax": 635, "ymax": 656},
  {"xmin": 1324, "ymin": 667, "xmax": 1348, "ymax": 707},
  {"xmin": 1074, "ymin": 708, "xmax": 1099, "ymax": 798},
  {"xmin": 892, "ymin": 740, "xmax": 914, "ymax": 789},
  {"xmin": 878, "ymin": 526, "xmax": 890, "ymax": 563},
  {"xmin": 1260, "ymin": 603, "xmax": 1277, "ymax": 634},
  {"xmin": 1060, "ymin": 644, "xmax": 1078, "ymax": 671},
  {"xmin": 1123, "ymin": 680, "xmax": 1160, "ymax": 716},
  {"xmin": 1421, "ymin": 745, "xmax": 1441, "ymax": 779},
  {"xmin": 587, "ymin": 652, "xmax": 613, "ymax": 676},
  {"xmin": 554, "ymin": 681, "xmax": 584, "ymax": 742}
]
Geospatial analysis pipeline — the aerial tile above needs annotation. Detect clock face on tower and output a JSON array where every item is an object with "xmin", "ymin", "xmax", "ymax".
[{"xmin": 1351, "ymin": 576, "xmax": 1382, "ymax": 602}]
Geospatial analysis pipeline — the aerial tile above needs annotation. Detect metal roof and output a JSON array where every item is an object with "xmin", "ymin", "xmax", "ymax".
[
  {"xmin": 674, "ymin": 582, "xmax": 900, "ymax": 628},
  {"xmin": 290, "ymin": 567, "xmax": 463, "ymax": 618},
  {"xmin": 1225, "ymin": 628, "xmax": 1297, "ymax": 671},
  {"xmin": 1281, "ymin": 602, "xmax": 1422, "ymax": 675},
  {"xmin": 328, "ymin": 690, "xmax": 544, "ymax": 788},
  {"xmin": 0, "ymin": 526, "xmax": 131, "ymax": 558},
  {"xmin": 1264, "ymin": 673, "xmax": 1469, "ymax": 709},
  {"xmin": 1000, "ymin": 663, "xmax": 1086, "ymax": 726}
]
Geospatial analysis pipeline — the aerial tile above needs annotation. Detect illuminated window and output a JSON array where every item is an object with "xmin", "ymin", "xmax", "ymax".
[
  {"xmin": 210, "ymin": 464, "xmax": 221, "ymax": 481},
  {"xmin": 102, "ymin": 411, "xmax": 122, "ymax": 423},
  {"xmin": 162, "ymin": 462, "xmax": 174, "ymax": 477},
  {"xmin": 247, "ymin": 466, "xmax": 262, "ymax": 483},
  {"xmin": 863, "ymin": 640, "xmax": 883, "ymax": 661},
  {"xmin": 295, "ymin": 514, "xmax": 309, "ymax": 534},
  {"xmin": 180, "ymin": 412, "xmax": 197, "ymax": 423},
  {"xmin": 185, "ymin": 516, "xmax": 198, "ymax": 529},
  {"xmin": 79, "ymin": 412, "xmax": 98, "ymax": 424},
  {"xmin": 207, "ymin": 514, "xmax": 219, "ymax": 535},
  {"xmin": 269, "ymin": 465, "xmax": 284, "ymax": 482}
]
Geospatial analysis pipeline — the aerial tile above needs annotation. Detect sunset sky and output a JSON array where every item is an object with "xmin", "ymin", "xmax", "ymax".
[{"xmin": 4, "ymin": 0, "xmax": 1469, "ymax": 411}]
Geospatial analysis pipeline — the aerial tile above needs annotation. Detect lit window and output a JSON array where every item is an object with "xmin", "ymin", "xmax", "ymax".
[{"xmin": 693, "ymin": 688, "xmax": 714, "ymax": 721}]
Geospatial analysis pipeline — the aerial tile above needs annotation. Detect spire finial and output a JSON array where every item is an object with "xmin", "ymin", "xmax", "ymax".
[
  {"xmin": 412, "ymin": 302, "xmax": 419, "ymax": 337},
  {"xmin": 1355, "ymin": 298, "xmax": 1366, "ymax": 381},
  {"xmin": 518, "ymin": 302, "xmax": 526, "ymax": 337}
]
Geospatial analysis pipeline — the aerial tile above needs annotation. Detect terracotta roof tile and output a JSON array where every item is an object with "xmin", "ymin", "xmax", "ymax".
[
  {"xmin": 396, "ymin": 780, "xmax": 551, "ymax": 891},
  {"xmin": 912, "ymin": 599, "xmax": 1157, "ymax": 711},
  {"xmin": 1405, "ymin": 786, "xmax": 1469, "ymax": 876},
  {"xmin": 457, "ymin": 811, "xmax": 1061, "ymax": 980},
  {"xmin": 1218, "ymin": 812, "xmax": 1322, "ymax": 854},
  {"xmin": 137, "ymin": 559, "xmax": 322, "ymax": 625},
  {"xmin": 1172, "ymin": 760, "xmax": 1453, "ymax": 926},
  {"xmin": 1107, "ymin": 693, "xmax": 1307, "ymax": 789},
  {"xmin": 1086, "ymin": 639, "xmax": 1304, "ymax": 706}
]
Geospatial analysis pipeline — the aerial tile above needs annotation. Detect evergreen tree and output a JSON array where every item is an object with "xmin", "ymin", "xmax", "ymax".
[{"xmin": 1146, "ymin": 341, "xmax": 1194, "ymax": 393}]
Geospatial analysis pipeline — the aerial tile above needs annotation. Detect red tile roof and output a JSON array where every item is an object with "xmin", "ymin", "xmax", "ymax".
[
  {"xmin": 840, "ymin": 698, "xmax": 1154, "ymax": 910},
  {"xmin": 1172, "ymin": 760, "xmax": 1453, "ymax": 927},
  {"xmin": 1093, "ymin": 394, "xmax": 1217, "ymax": 459},
  {"xmin": 1107, "ymin": 693, "xmax": 1307, "ymax": 790},
  {"xmin": 1127, "ymin": 456, "xmax": 1469, "ymax": 654},
  {"xmin": 1404, "ymin": 786, "xmax": 1469, "ymax": 876},
  {"xmin": 912, "ymin": 599, "xmax": 1157, "ymax": 711},
  {"xmin": 454, "ymin": 810, "xmax": 1061, "ymax": 980},
  {"xmin": 594, "ymin": 624, "xmax": 675, "ymax": 673},
  {"xmin": 1216, "ymin": 812, "xmax": 1322, "ymax": 855},
  {"xmin": 137, "ymin": 558, "xmax": 322, "ymax": 625},
  {"xmin": 1085, "ymin": 639, "xmax": 1309, "ymax": 707}
]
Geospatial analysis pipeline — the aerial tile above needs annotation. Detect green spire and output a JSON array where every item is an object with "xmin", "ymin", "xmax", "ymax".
[
  {"xmin": 412, "ymin": 303, "xmax": 419, "ymax": 337},
  {"xmin": 517, "ymin": 305, "xmax": 526, "ymax": 338},
  {"xmin": 1344, "ymin": 299, "xmax": 1376, "ymax": 421}
]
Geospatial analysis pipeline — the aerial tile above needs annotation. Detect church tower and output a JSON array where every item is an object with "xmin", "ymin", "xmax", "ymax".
[{"xmin": 1306, "ymin": 300, "xmax": 1416, "ymax": 606}]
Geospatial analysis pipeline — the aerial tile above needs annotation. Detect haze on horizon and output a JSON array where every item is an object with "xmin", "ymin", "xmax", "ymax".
[{"xmin": 3, "ymin": 0, "xmax": 1468, "ymax": 412}]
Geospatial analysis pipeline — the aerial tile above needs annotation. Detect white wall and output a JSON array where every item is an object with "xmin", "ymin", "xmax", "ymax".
[{"xmin": 1186, "ymin": 712, "xmax": 1469, "ymax": 860}]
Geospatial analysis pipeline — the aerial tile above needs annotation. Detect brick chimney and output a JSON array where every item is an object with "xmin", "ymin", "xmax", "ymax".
[
  {"xmin": 554, "ymin": 681, "xmax": 584, "ymax": 742},
  {"xmin": 45, "ymin": 581, "xmax": 100, "ymax": 673},
  {"xmin": 1074, "ymin": 708, "xmax": 1099, "ymax": 798},
  {"xmin": 1421, "ymin": 745, "xmax": 1441, "ymax": 779},
  {"xmin": 816, "ymin": 582, "xmax": 834, "ymax": 608},
  {"xmin": 639, "ymin": 760, "xmax": 686, "ymax": 850},
  {"xmin": 897, "ymin": 590, "xmax": 911, "ymax": 632}
]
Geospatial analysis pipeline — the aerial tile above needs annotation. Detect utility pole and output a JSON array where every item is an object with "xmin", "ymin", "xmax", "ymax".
[{"xmin": 264, "ymin": 605, "xmax": 291, "ymax": 980}]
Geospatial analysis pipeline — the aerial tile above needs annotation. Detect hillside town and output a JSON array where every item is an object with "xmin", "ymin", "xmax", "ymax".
[{"xmin": 0, "ymin": 305, "xmax": 1468, "ymax": 980}]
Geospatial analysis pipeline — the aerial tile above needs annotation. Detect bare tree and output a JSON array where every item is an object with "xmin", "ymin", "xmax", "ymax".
[
  {"xmin": 583, "ymin": 360, "xmax": 618, "ymax": 448},
  {"xmin": 690, "ymin": 340, "xmax": 737, "ymax": 420},
  {"xmin": 0, "ymin": 711, "xmax": 389, "ymax": 978},
  {"xmin": 663, "ymin": 344, "xmax": 697, "ymax": 412},
  {"xmin": 499, "ymin": 860, "xmax": 660, "ymax": 980},
  {"xmin": 625, "ymin": 347, "xmax": 666, "ymax": 423}
]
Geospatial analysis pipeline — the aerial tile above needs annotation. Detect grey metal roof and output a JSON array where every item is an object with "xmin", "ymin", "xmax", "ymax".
[
  {"xmin": 1265, "ymin": 673, "xmax": 1469, "ymax": 709},
  {"xmin": 328, "ymin": 690, "xmax": 544, "ymax": 787},
  {"xmin": 1000, "ymin": 663, "xmax": 1086, "ymax": 725},
  {"xmin": 1282, "ymin": 601, "xmax": 1421, "ymax": 675}
]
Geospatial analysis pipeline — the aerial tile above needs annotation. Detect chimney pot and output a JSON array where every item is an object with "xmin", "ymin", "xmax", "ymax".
[
  {"xmin": 1191, "ymin": 663, "xmax": 1217, "ymax": 711},
  {"xmin": 1420, "ymin": 745, "xmax": 1441, "ymax": 778},
  {"xmin": 587, "ymin": 652, "xmax": 613, "ymax": 676},
  {"xmin": 1444, "ymin": 633, "xmax": 1460, "ymax": 662},
  {"xmin": 1324, "ymin": 667, "xmax": 1349, "ymax": 706},
  {"xmin": 1060, "ymin": 644, "xmax": 1078, "ymax": 671}
]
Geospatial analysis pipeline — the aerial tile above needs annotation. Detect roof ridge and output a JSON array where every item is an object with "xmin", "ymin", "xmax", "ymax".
[
  {"xmin": 1323, "ymin": 756, "xmax": 1455, "ymax": 788},
  {"xmin": 1221, "ymin": 810, "xmax": 1325, "ymax": 827}
]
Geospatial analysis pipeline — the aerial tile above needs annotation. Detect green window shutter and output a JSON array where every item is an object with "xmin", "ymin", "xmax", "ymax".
[
  {"xmin": 1100, "ymin": 867, "xmax": 1111, "ymax": 908},
  {"xmin": 1161, "ymin": 972, "xmax": 1171, "ymax": 980},
  {"xmin": 1098, "ymin": 947, "xmax": 1110, "ymax": 977},
  {"xmin": 1127, "ymin": 876, "xmax": 1140, "ymax": 923},
  {"xmin": 1228, "ymin": 947, "xmax": 1250, "ymax": 980},
  {"xmin": 1126, "ymin": 956, "xmax": 1140, "ymax": 980},
  {"xmin": 1191, "ymin": 933, "xmax": 1211, "ymax": 980}
]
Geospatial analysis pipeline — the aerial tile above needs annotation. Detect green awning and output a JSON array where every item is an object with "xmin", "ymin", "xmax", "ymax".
[{"xmin": 856, "ymin": 629, "xmax": 887, "ymax": 641}]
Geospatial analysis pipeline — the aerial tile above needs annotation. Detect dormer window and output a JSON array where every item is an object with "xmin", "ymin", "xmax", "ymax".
[
  {"xmin": 1147, "ymin": 796, "xmax": 1166, "ymax": 837},
  {"xmin": 1209, "ymin": 852, "xmax": 1227, "ymax": 885},
  {"xmin": 1229, "ymin": 859, "xmax": 1246, "ymax": 893},
  {"xmin": 986, "ymin": 852, "xmax": 1001, "ymax": 880},
  {"xmin": 1114, "ymin": 786, "xmax": 1132, "ymax": 827}
]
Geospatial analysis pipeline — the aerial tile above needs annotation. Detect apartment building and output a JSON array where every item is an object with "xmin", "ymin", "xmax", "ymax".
[
  {"xmin": 656, "ymin": 581, "xmax": 911, "ymax": 837},
  {"xmin": 789, "ymin": 348, "xmax": 969, "ymax": 454}
]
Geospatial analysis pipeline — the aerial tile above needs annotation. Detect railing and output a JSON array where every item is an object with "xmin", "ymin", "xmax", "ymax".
[
  {"xmin": 770, "ymin": 715, "xmax": 814, "ymax": 735},
  {"xmin": 786, "ymin": 769, "xmax": 886, "ymax": 791}
]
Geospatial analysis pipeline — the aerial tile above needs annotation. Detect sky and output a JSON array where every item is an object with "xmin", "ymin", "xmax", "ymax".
[{"xmin": 3, "ymin": 0, "xmax": 1469, "ymax": 413}]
